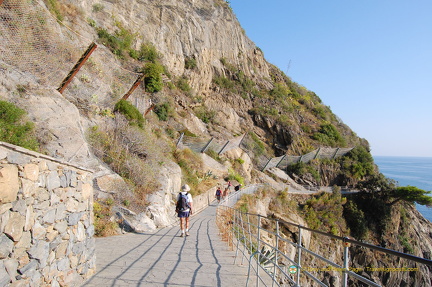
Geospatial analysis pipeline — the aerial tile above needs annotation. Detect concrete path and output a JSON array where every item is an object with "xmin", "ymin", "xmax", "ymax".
[{"xmin": 82, "ymin": 204, "xmax": 251, "ymax": 287}]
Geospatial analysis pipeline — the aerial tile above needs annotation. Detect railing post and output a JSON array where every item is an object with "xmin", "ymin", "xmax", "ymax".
[
  {"xmin": 201, "ymin": 137, "xmax": 214, "ymax": 153},
  {"xmin": 332, "ymin": 147, "xmax": 341, "ymax": 159},
  {"xmin": 245, "ymin": 213, "xmax": 253, "ymax": 265},
  {"xmin": 234, "ymin": 209, "xmax": 241, "ymax": 264},
  {"xmin": 257, "ymin": 215, "xmax": 261, "ymax": 287},
  {"xmin": 342, "ymin": 237, "xmax": 351, "ymax": 287},
  {"xmin": 231, "ymin": 209, "xmax": 237, "ymax": 251},
  {"xmin": 275, "ymin": 155, "xmax": 286, "ymax": 169},
  {"xmin": 176, "ymin": 133, "xmax": 184, "ymax": 148},
  {"xmin": 314, "ymin": 148, "xmax": 321, "ymax": 159},
  {"xmin": 296, "ymin": 225, "xmax": 302, "ymax": 286},
  {"xmin": 272, "ymin": 220, "xmax": 279, "ymax": 287},
  {"xmin": 261, "ymin": 157, "xmax": 272, "ymax": 171},
  {"xmin": 238, "ymin": 133, "xmax": 247, "ymax": 148},
  {"xmin": 218, "ymin": 140, "xmax": 230, "ymax": 155}
]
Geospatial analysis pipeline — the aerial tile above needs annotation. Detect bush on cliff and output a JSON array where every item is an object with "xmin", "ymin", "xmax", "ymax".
[
  {"xmin": 0, "ymin": 100, "xmax": 39, "ymax": 151},
  {"xmin": 114, "ymin": 99, "xmax": 145, "ymax": 128},
  {"xmin": 143, "ymin": 62, "xmax": 164, "ymax": 93}
]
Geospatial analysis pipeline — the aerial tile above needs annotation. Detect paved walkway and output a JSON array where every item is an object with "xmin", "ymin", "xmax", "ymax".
[{"xmin": 82, "ymin": 204, "xmax": 251, "ymax": 287}]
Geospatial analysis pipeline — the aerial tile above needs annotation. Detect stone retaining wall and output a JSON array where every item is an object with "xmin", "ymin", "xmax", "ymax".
[{"xmin": 0, "ymin": 142, "xmax": 95, "ymax": 286}]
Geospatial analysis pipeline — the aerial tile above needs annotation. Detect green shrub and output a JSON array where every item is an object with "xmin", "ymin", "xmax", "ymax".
[
  {"xmin": 301, "ymin": 192, "xmax": 346, "ymax": 234},
  {"xmin": 180, "ymin": 129, "xmax": 197, "ymax": 137},
  {"xmin": 93, "ymin": 201, "xmax": 118, "ymax": 237},
  {"xmin": 176, "ymin": 77, "xmax": 191, "ymax": 92},
  {"xmin": 16, "ymin": 85, "xmax": 27, "ymax": 95},
  {"xmin": 0, "ymin": 101, "xmax": 39, "ymax": 151},
  {"xmin": 113, "ymin": 99, "xmax": 144, "ymax": 127},
  {"xmin": 312, "ymin": 123, "xmax": 346, "ymax": 147},
  {"xmin": 165, "ymin": 128, "xmax": 176, "ymax": 138},
  {"xmin": 227, "ymin": 169, "xmax": 244, "ymax": 185},
  {"xmin": 270, "ymin": 82, "xmax": 290, "ymax": 99},
  {"xmin": 143, "ymin": 62, "xmax": 164, "ymax": 93},
  {"xmin": 343, "ymin": 200, "xmax": 367, "ymax": 239},
  {"xmin": 96, "ymin": 24, "xmax": 136, "ymax": 59},
  {"xmin": 312, "ymin": 106, "xmax": 327, "ymax": 120},
  {"xmin": 173, "ymin": 149, "xmax": 204, "ymax": 196},
  {"xmin": 193, "ymin": 106, "xmax": 215, "ymax": 124},
  {"xmin": 92, "ymin": 3, "xmax": 104, "ymax": 12},
  {"xmin": 185, "ymin": 57, "xmax": 197, "ymax": 69},
  {"xmin": 87, "ymin": 18, "xmax": 97, "ymax": 27},
  {"xmin": 136, "ymin": 42, "xmax": 160, "ymax": 63},
  {"xmin": 340, "ymin": 146, "xmax": 375, "ymax": 180},
  {"xmin": 154, "ymin": 102, "xmax": 173, "ymax": 121},
  {"xmin": 205, "ymin": 149, "xmax": 222, "ymax": 163},
  {"xmin": 45, "ymin": 0, "xmax": 63, "ymax": 21},
  {"xmin": 213, "ymin": 76, "xmax": 235, "ymax": 90}
]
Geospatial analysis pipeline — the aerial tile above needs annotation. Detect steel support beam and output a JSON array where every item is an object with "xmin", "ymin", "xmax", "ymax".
[{"xmin": 57, "ymin": 42, "xmax": 97, "ymax": 94}]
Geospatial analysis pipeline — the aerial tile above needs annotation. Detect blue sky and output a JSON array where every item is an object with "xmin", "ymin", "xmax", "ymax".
[{"xmin": 230, "ymin": 0, "xmax": 432, "ymax": 157}]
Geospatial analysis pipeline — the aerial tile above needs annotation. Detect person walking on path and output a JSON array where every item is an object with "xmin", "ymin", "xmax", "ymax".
[
  {"xmin": 176, "ymin": 184, "xmax": 193, "ymax": 237},
  {"xmin": 215, "ymin": 186, "xmax": 222, "ymax": 203},
  {"xmin": 222, "ymin": 180, "xmax": 231, "ymax": 200}
]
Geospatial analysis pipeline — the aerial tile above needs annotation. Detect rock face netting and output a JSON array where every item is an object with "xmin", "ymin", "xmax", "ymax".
[
  {"xmin": 179, "ymin": 132, "xmax": 353, "ymax": 171},
  {"xmin": 0, "ymin": 0, "xmax": 140, "ymax": 103},
  {"xmin": 0, "ymin": 0, "xmax": 84, "ymax": 87}
]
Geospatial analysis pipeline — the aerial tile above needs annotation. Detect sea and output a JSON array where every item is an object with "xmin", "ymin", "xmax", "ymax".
[{"xmin": 373, "ymin": 156, "xmax": 432, "ymax": 222}]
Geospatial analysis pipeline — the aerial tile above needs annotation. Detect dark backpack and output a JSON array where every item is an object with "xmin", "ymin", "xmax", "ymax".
[{"xmin": 176, "ymin": 192, "xmax": 190, "ymax": 212}]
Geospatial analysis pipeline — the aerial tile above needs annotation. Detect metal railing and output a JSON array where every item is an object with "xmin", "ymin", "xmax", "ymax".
[{"xmin": 216, "ymin": 186, "xmax": 432, "ymax": 287}]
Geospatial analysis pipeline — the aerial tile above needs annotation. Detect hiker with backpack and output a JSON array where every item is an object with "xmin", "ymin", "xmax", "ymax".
[
  {"xmin": 215, "ymin": 186, "xmax": 222, "ymax": 203},
  {"xmin": 176, "ymin": 184, "xmax": 193, "ymax": 237}
]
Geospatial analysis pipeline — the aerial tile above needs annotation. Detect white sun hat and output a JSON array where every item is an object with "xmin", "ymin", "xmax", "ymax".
[{"xmin": 181, "ymin": 184, "xmax": 191, "ymax": 192}]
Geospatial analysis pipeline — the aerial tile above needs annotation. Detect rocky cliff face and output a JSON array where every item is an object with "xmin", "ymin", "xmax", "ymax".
[
  {"xmin": 1, "ymin": 0, "xmax": 273, "ymax": 232},
  {"xmin": 75, "ymin": 0, "xmax": 271, "ymax": 92}
]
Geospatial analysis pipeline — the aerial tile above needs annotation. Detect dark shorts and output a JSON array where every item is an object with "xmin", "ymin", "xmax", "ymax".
[
  {"xmin": 178, "ymin": 211, "xmax": 190, "ymax": 218},
  {"xmin": 216, "ymin": 196, "xmax": 221, "ymax": 201}
]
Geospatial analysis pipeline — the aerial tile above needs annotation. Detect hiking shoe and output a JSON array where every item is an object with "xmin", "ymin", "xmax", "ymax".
[
  {"xmin": 186, "ymin": 232, "xmax": 190, "ymax": 236},
  {"xmin": 180, "ymin": 233, "xmax": 184, "ymax": 237}
]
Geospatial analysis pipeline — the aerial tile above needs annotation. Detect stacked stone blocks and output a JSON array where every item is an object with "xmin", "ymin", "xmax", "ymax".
[{"xmin": 0, "ymin": 142, "xmax": 95, "ymax": 286}]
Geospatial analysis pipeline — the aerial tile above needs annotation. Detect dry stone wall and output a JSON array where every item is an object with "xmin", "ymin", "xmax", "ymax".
[{"xmin": 0, "ymin": 142, "xmax": 95, "ymax": 286}]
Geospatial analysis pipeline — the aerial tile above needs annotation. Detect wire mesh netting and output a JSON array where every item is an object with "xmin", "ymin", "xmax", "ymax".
[
  {"xmin": 180, "ymin": 134, "xmax": 246, "ymax": 155},
  {"xmin": 0, "ymin": 0, "xmax": 88, "ymax": 87},
  {"xmin": 0, "ymin": 0, "xmax": 143, "ymax": 107},
  {"xmin": 178, "ymin": 132, "xmax": 353, "ymax": 171}
]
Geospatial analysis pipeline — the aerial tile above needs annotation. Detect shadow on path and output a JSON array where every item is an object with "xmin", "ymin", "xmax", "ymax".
[{"xmin": 82, "ymin": 205, "xmax": 249, "ymax": 287}]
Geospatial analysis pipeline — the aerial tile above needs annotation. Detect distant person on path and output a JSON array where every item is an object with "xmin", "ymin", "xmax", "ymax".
[
  {"xmin": 215, "ymin": 186, "xmax": 222, "ymax": 203},
  {"xmin": 176, "ymin": 184, "xmax": 193, "ymax": 237},
  {"xmin": 234, "ymin": 184, "xmax": 242, "ymax": 191},
  {"xmin": 222, "ymin": 180, "xmax": 231, "ymax": 200}
]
